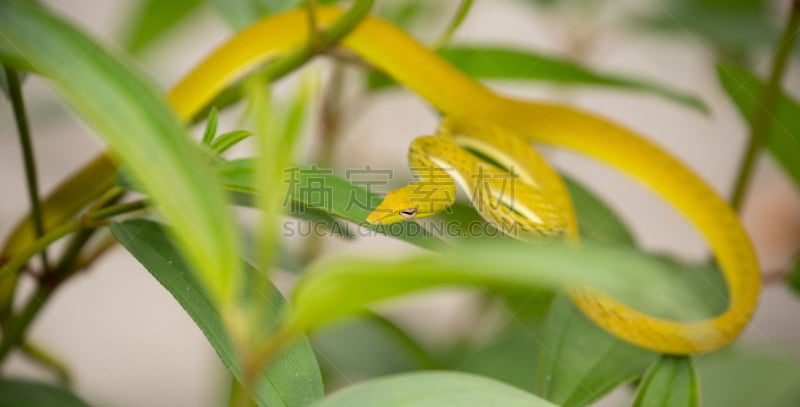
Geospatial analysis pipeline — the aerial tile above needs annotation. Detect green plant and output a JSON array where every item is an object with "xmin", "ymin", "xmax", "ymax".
[{"xmin": 1, "ymin": 0, "xmax": 798, "ymax": 406}]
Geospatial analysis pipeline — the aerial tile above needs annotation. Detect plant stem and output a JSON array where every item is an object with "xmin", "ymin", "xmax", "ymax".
[
  {"xmin": 3, "ymin": 66, "xmax": 48, "ymax": 270},
  {"xmin": 0, "ymin": 283, "xmax": 54, "ymax": 363},
  {"xmin": 319, "ymin": 63, "xmax": 345, "ymax": 168},
  {"xmin": 306, "ymin": 0, "xmax": 319, "ymax": 48},
  {"xmin": 88, "ymin": 186, "xmax": 124, "ymax": 212},
  {"xmin": 0, "ymin": 199, "xmax": 148, "ymax": 364},
  {"xmin": 228, "ymin": 374, "xmax": 256, "ymax": 407},
  {"xmin": 86, "ymin": 199, "xmax": 147, "ymax": 221},
  {"xmin": 187, "ymin": 0, "xmax": 374, "ymax": 125},
  {"xmin": 261, "ymin": 0, "xmax": 374, "ymax": 82},
  {"xmin": 1, "ymin": 154, "xmax": 117, "ymax": 254},
  {"xmin": 731, "ymin": 0, "xmax": 800, "ymax": 210},
  {"xmin": 0, "ymin": 199, "xmax": 147, "ymax": 283},
  {"xmin": 232, "ymin": 1, "xmax": 375, "ymax": 390},
  {"xmin": 53, "ymin": 228, "xmax": 98, "ymax": 277},
  {"xmin": 21, "ymin": 340, "xmax": 72, "ymax": 386},
  {"xmin": 297, "ymin": 63, "xmax": 347, "ymax": 266},
  {"xmin": 433, "ymin": 0, "xmax": 474, "ymax": 49},
  {"xmin": 73, "ymin": 234, "xmax": 119, "ymax": 272},
  {"xmin": 51, "ymin": 190, "xmax": 125, "ymax": 277},
  {"xmin": 0, "ymin": 222, "xmax": 83, "ymax": 283}
]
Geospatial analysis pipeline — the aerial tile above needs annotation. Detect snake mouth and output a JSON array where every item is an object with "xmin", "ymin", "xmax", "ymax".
[
  {"xmin": 366, "ymin": 210, "xmax": 391, "ymax": 225},
  {"xmin": 366, "ymin": 208, "xmax": 418, "ymax": 224}
]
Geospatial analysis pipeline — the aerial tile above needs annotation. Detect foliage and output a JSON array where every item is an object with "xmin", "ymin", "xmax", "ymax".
[
  {"xmin": 0, "ymin": 378, "xmax": 91, "ymax": 407},
  {"xmin": 0, "ymin": 0, "xmax": 797, "ymax": 406}
]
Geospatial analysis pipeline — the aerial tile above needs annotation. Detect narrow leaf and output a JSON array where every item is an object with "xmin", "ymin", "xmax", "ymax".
[
  {"xmin": 563, "ymin": 176, "xmax": 635, "ymax": 246},
  {"xmin": 634, "ymin": 356, "xmax": 699, "ymax": 407},
  {"xmin": 0, "ymin": 378, "xmax": 90, "ymax": 407},
  {"xmin": 310, "ymin": 371, "xmax": 558, "ymax": 407},
  {"xmin": 716, "ymin": 63, "xmax": 800, "ymax": 189},
  {"xmin": 0, "ymin": 0, "xmax": 241, "ymax": 307},
  {"xmin": 209, "ymin": 0, "xmax": 342, "ymax": 30},
  {"xmin": 697, "ymin": 347, "xmax": 800, "ymax": 407},
  {"xmin": 202, "ymin": 106, "xmax": 219, "ymax": 145},
  {"xmin": 247, "ymin": 77, "xmax": 311, "ymax": 273},
  {"xmin": 535, "ymin": 296, "xmax": 657, "ymax": 407},
  {"xmin": 451, "ymin": 302, "xmax": 550, "ymax": 393},
  {"xmin": 285, "ymin": 204, "xmax": 356, "ymax": 240},
  {"xmin": 313, "ymin": 316, "xmax": 427, "ymax": 389},
  {"xmin": 211, "ymin": 130, "xmax": 252, "ymax": 156},
  {"xmin": 368, "ymin": 46, "xmax": 708, "ymax": 113},
  {"xmin": 290, "ymin": 240, "xmax": 700, "ymax": 334},
  {"xmin": 635, "ymin": 0, "xmax": 780, "ymax": 55},
  {"xmin": 379, "ymin": 0, "xmax": 432, "ymax": 29},
  {"xmin": 122, "ymin": 0, "xmax": 204, "ymax": 53},
  {"xmin": 216, "ymin": 159, "xmax": 445, "ymax": 250},
  {"xmin": 657, "ymin": 258, "xmax": 728, "ymax": 320},
  {"xmin": 111, "ymin": 219, "xmax": 323, "ymax": 407}
]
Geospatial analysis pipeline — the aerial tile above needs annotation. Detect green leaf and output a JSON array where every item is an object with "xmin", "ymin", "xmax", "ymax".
[
  {"xmin": 209, "ymin": 0, "xmax": 342, "ymax": 30},
  {"xmin": 659, "ymin": 259, "xmax": 728, "ymax": 319},
  {"xmin": 113, "ymin": 159, "xmax": 358, "ymax": 244},
  {"xmin": 202, "ymin": 106, "xmax": 219, "ymax": 145},
  {"xmin": 697, "ymin": 347, "xmax": 800, "ymax": 407},
  {"xmin": 311, "ymin": 371, "xmax": 558, "ymax": 407},
  {"xmin": 445, "ymin": 288, "xmax": 555, "ymax": 393},
  {"xmin": 535, "ymin": 296, "xmax": 657, "ymax": 406},
  {"xmin": 216, "ymin": 159, "xmax": 445, "ymax": 250},
  {"xmin": 313, "ymin": 316, "xmax": 426, "ymax": 389},
  {"xmin": 0, "ymin": 378, "xmax": 90, "ymax": 407},
  {"xmin": 454, "ymin": 331, "xmax": 542, "ymax": 391},
  {"xmin": 111, "ymin": 219, "xmax": 323, "ymax": 407},
  {"xmin": 377, "ymin": 0, "xmax": 436, "ymax": 29},
  {"xmin": 633, "ymin": 356, "xmax": 699, "ymax": 407},
  {"xmin": 290, "ymin": 240, "xmax": 700, "ymax": 334},
  {"xmin": 284, "ymin": 205, "xmax": 356, "ymax": 240},
  {"xmin": 122, "ymin": 0, "xmax": 204, "ymax": 53},
  {"xmin": 716, "ymin": 63, "xmax": 800, "ymax": 189},
  {"xmin": 432, "ymin": 200, "xmax": 508, "ymax": 242},
  {"xmin": 453, "ymin": 257, "xmax": 723, "ymax": 399},
  {"xmin": 207, "ymin": 0, "xmax": 292, "ymax": 29},
  {"xmin": 247, "ymin": 76, "xmax": 311, "ymax": 271},
  {"xmin": 0, "ymin": 0, "xmax": 241, "ymax": 307},
  {"xmin": 0, "ymin": 44, "xmax": 36, "ymax": 74},
  {"xmin": 564, "ymin": 176, "xmax": 635, "ymax": 246},
  {"xmin": 634, "ymin": 0, "xmax": 780, "ymax": 57},
  {"xmin": 368, "ymin": 46, "xmax": 708, "ymax": 113}
]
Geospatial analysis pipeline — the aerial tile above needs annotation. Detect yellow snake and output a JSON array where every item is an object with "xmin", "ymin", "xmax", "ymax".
[
  {"xmin": 169, "ymin": 7, "xmax": 760, "ymax": 354},
  {"xmin": 366, "ymin": 117, "xmax": 578, "ymax": 240}
]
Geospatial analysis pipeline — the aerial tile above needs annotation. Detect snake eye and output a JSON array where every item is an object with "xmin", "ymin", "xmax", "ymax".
[{"xmin": 399, "ymin": 208, "xmax": 418, "ymax": 219}]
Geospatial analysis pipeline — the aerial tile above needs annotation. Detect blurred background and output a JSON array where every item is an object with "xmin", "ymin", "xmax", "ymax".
[{"xmin": 1, "ymin": 0, "xmax": 799, "ymax": 405}]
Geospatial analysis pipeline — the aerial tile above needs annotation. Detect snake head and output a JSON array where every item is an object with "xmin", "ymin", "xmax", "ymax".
[{"xmin": 367, "ymin": 185, "xmax": 429, "ymax": 225}]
